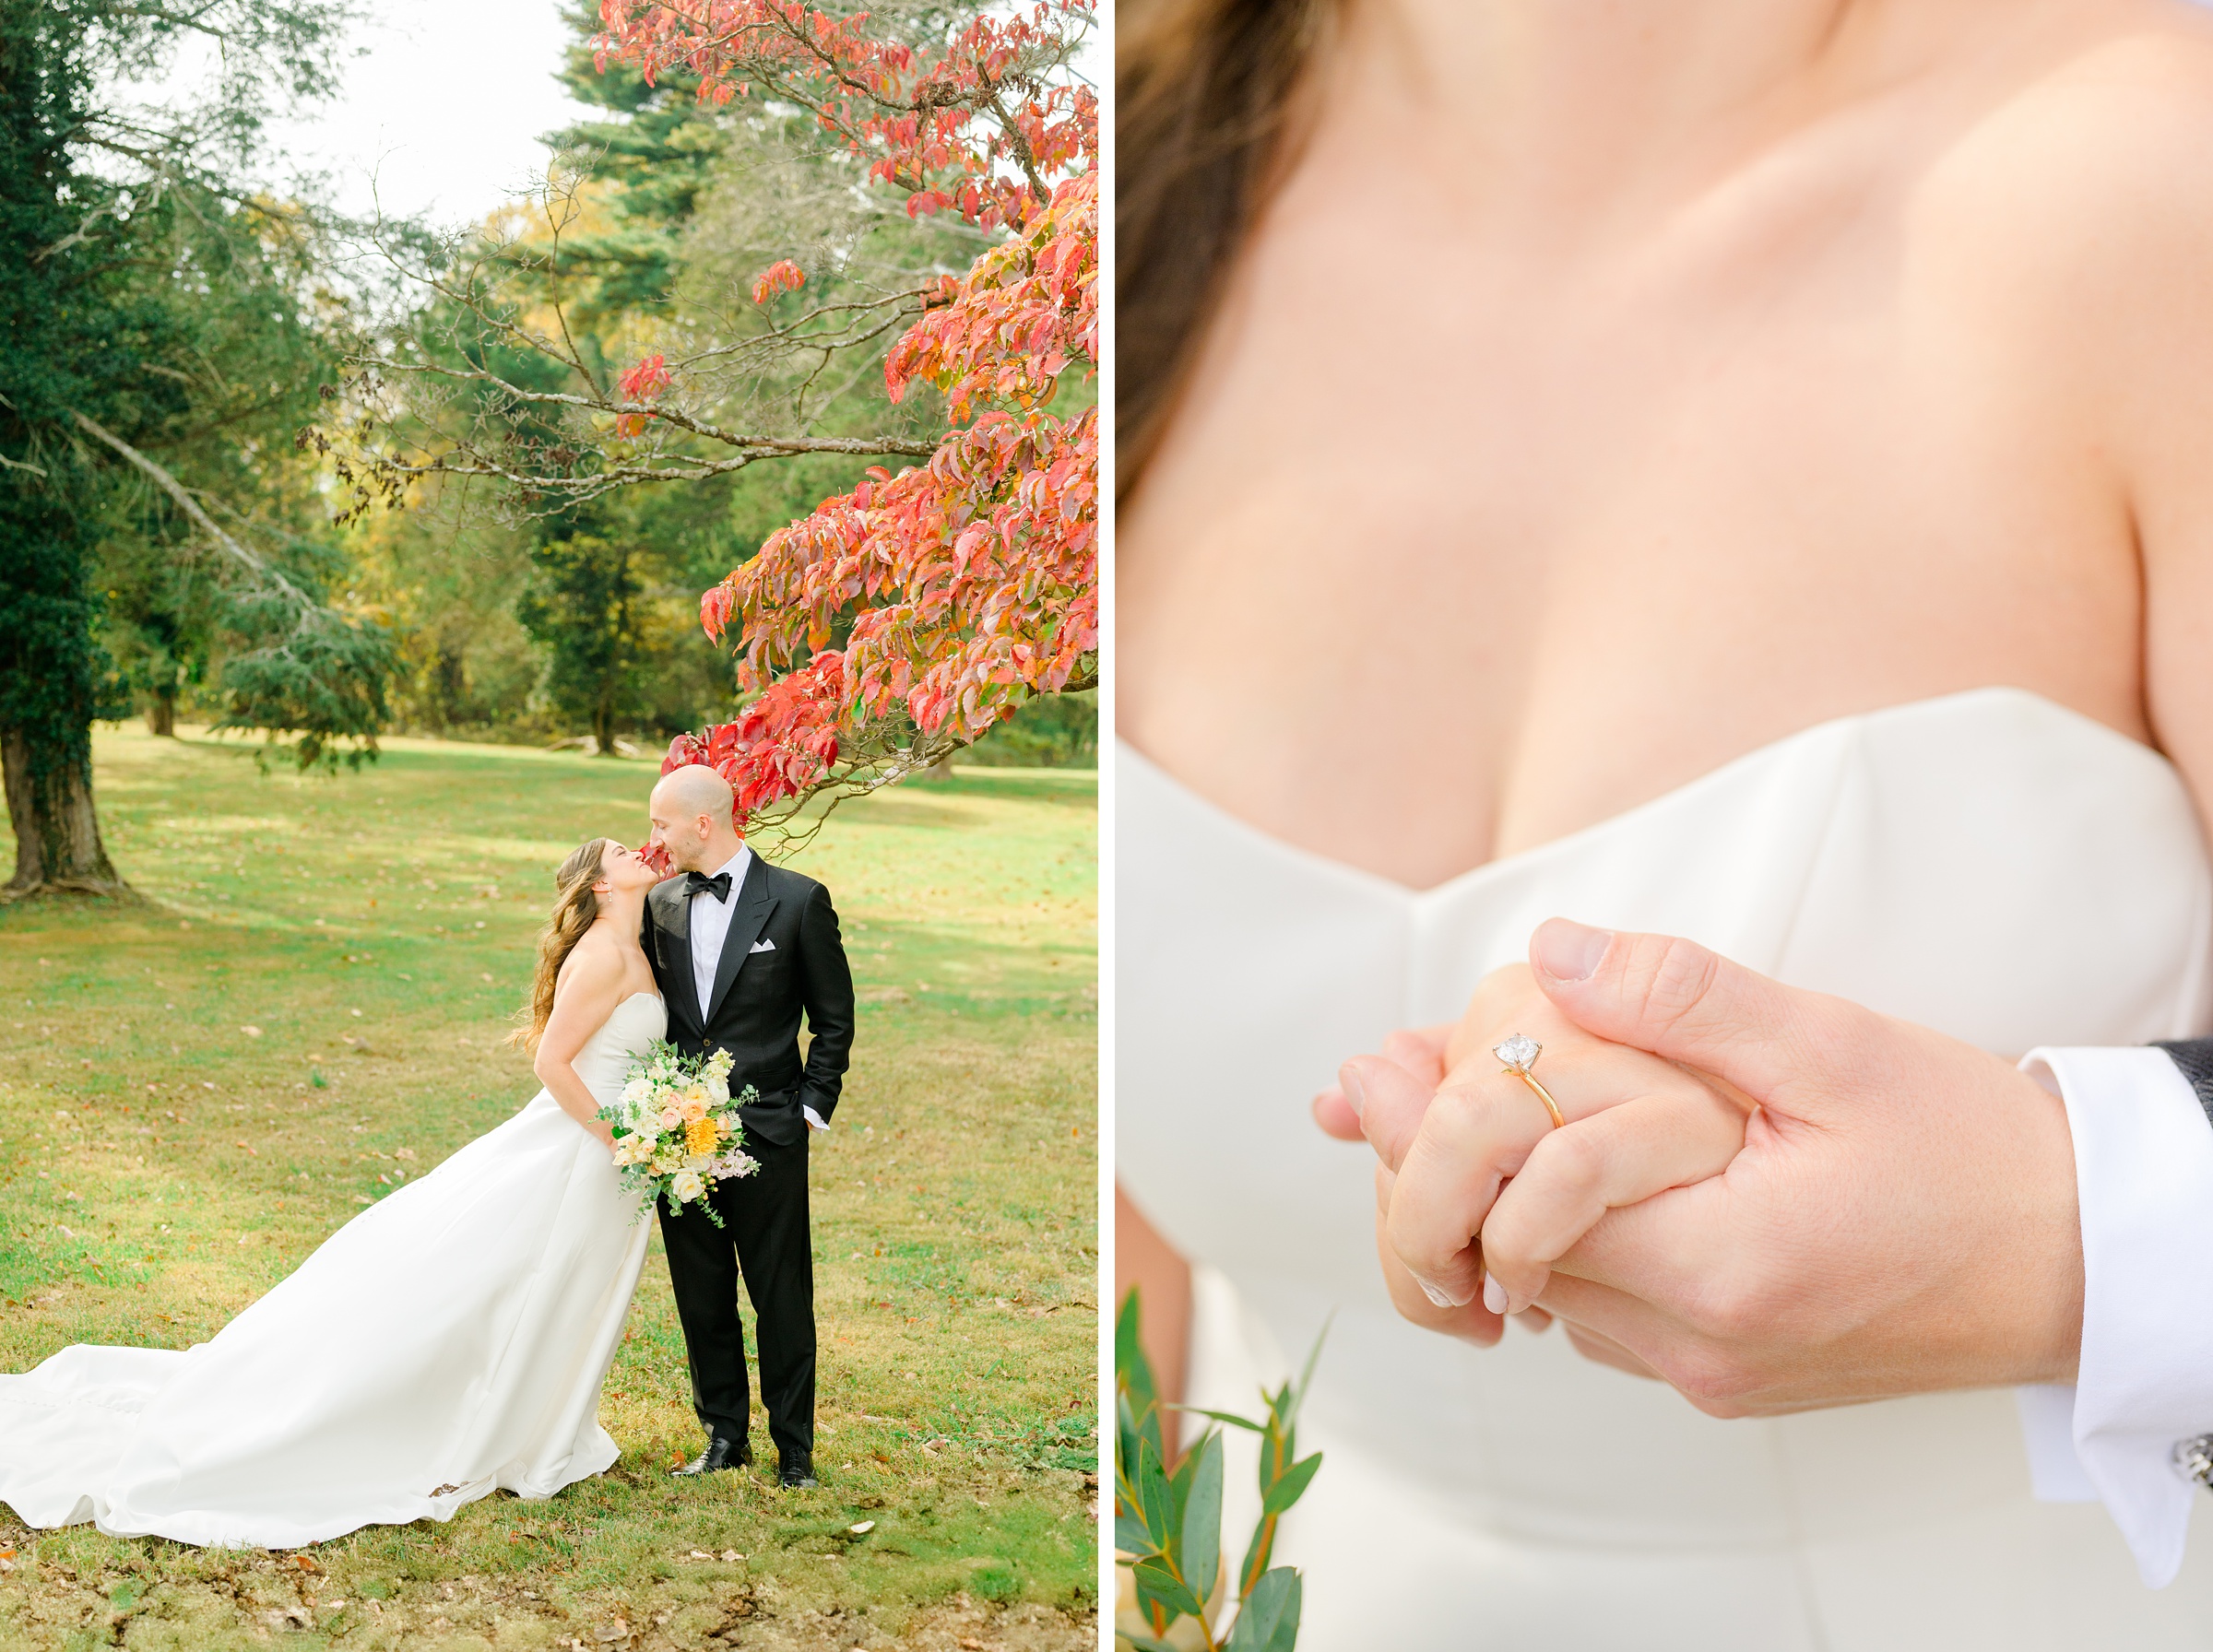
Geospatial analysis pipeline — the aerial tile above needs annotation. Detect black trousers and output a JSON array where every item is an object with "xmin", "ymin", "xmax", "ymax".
[{"xmin": 656, "ymin": 1130, "xmax": 814, "ymax": 1457}]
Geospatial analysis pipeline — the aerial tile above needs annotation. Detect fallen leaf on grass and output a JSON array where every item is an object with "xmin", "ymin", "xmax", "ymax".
[{"xmin": 847, "ymin": 1520, "xmax": 875, "ymax": 1534}]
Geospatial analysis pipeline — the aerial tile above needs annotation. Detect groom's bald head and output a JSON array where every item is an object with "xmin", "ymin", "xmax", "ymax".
[
  {"xmin": 648, "ymin": 764, "xmax": 743, "ymax": 872},
  {"xmin": 657, "ymin": 764, "xmax": 734, "ymax": 820}
]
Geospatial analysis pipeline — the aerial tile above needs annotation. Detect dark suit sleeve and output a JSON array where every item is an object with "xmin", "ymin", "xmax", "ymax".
[
  {"xmin": 796, "ymin": 879, "xmax": 856, "ymax": 1123},
  {"xmin": 2155, "ymin": 1040, "xmax": 2213, "ymax": 1129}
]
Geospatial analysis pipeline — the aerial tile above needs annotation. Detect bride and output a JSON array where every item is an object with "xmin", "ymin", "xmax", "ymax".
[
  {"xmin": 0, "ymin": 838, "xmax": 666, "ymax": 1548},
  {"xmin": 1117, "ymin": 0, "xmax": 2213, "ymax": 1645}
]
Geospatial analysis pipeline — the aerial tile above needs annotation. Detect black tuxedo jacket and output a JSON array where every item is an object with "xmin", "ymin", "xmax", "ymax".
[{"xmin": 644, "ymin": 858, "xmax": 856, "ymax": 1148}]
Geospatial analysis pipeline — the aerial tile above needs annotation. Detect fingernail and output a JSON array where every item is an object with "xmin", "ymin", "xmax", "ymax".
[
  {"xmin": 1340, "ymin": 1065, "xmax": 1367, "ymax": 1118},
  {"xmin": 1415, "ymin": 1275, "xmax": 1471, "ymax": 1309},
  {"xmin": 1483, "ymin": 1275, "xmax": 1509, "ymax": 1315},
  {"xmin": 1533, "ymin": 918, "xmax": 1613, "ymax": 984}
]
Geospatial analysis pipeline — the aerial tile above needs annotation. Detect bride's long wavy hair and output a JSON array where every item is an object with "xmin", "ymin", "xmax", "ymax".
[
  {"xmin": 1118, "ymin": 0, "xmax": 1331, "ymax": 497},
  {"xmin": 509, "ymin": 839, "xmax": 609, "ymax": 1052}
]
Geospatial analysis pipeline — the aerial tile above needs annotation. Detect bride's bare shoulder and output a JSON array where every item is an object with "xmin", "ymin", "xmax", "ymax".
[
  {"xmin": 1926, "ymin": 8, "xmax": 2213, "ymax": 236},
  {"xmin": 1910, "ymin": 9, "xmax": 2213, "ymax": 387},
  {"xmin": 553, "ymin": 932, "xmax": 626, "ymax": 995}
]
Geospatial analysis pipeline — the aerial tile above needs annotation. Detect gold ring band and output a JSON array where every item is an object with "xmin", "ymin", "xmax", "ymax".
[
  {"xmin": 1508, "ymin": 1068, "xmax": 1565, "ymax": 1131},
  {"xmin": 1494, "ymin": 1034, "xmax": 1564, "ymax": 1130}
]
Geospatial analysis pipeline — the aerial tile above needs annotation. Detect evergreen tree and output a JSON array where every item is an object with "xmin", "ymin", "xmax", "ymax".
[{"xmin": 0, "ymin": 0, "xmax": 387, "ymax": 897}]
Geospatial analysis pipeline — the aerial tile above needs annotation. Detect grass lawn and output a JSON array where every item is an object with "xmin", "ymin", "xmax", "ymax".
[{"xmin": 0, "ymin": 725, "xmax": 1098, "ymax": 1651}]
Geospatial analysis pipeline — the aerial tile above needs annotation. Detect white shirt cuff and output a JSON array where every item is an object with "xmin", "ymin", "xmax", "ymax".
[
  {"xmin": 2018, "ymin": 1045, "xmax": 2213, "ymax": 1587},
  {"xmin": 802, "ymin": 1105, "xmax": 828, "ymax": 1131}
]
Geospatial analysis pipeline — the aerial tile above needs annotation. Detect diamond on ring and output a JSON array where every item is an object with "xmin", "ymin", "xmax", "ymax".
[
  {"xmin": 1494, "ymin": 1033, "xmax": 1541, "ymax": 1072},
  {"xmin": 2175, "ymin": 1434, "xmax": 2213, "ymax": 1490}
]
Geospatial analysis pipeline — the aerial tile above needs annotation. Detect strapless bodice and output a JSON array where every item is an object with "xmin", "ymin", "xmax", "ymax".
[
  {"xmin": 1117, "ymin": 687, "xmax": 2213, "ymax": 1646},
  {"xmin": 573, "ymin": 993, "xmax": 667, "ymax": 1104}
]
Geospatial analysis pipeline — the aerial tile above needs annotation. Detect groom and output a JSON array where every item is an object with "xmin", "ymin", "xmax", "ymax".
[{"xmin": 644, "ymin": 763, "xmax": 855, "ymax": 1489}]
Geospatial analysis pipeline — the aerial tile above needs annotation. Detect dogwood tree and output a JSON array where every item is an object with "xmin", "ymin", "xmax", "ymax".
[
  {"xmin": 337, "ymin": 1, "xmax": 1095, "ymax": 842},
  {"xmin": 619, "ymin": 0, "xmax": 1098, "ymax": 839}
]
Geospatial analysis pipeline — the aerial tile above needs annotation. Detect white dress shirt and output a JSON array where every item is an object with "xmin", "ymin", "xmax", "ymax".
[
  {"xmin": 684, "ymin": 846, "xmax": 825, "ymax": 1132},
  {"xmin": 2016, "ymin": 1046, "xmax": 2213, "ymax": 1587}
]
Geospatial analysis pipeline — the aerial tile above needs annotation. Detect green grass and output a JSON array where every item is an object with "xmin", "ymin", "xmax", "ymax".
[{"xmin": 0, "ymin": 725, "xmax": 1097, "ymax": 1651}]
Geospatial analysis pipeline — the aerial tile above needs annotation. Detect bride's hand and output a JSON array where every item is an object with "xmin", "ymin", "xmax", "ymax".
[
  {"xmin": 1485, "ymin": 920, "xmax": 2086, "ymax": 1412},
  {"xmin": 586, "ymin": 1117, "xmax": 617, "ymax": 1155},
  {"xmin": 1335, "ymin": 963, "xmax": 1750, "ymax": 1337}
]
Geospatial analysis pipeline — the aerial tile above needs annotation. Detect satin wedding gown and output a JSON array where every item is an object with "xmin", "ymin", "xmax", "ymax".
[
  {"xmin": 1118, "ymin": 689, "xmax": 2213, "ymax": 1650},
  {"xmin": 0, "ymin": 991, "xmax": 664, "ymax": 1549}
]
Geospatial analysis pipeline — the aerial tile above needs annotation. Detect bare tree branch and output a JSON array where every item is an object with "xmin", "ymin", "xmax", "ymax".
[{"xmin": 72, "ymin": 410, "xmax": 314, "ymax": 606}]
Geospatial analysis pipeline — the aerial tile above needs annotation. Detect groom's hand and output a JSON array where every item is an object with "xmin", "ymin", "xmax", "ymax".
[{"xmin": 1495, "ymin": 920, "xmax": 2086, "ymax": 1415}]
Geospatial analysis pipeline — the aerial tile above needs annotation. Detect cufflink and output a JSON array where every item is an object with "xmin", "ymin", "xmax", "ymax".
[{"xmin": 2173, "ymin": 1434, "xmax": 2213, "ymax": 1491}]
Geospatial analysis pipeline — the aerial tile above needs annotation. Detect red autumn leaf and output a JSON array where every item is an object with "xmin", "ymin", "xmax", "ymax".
[
  {"xmin": 750, "ymin": 260, "xmax": 807, "ymax": 304},
  {"xmin": 604, "ymin": 0, "xmax": 1098, "ymax": 831}
]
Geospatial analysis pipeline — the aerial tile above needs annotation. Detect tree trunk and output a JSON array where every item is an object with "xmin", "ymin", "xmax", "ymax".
[
  {"xmin": 593, "ymin": 691, "xmax": 618, "ymax": 758},
  {"xmin": 145, "ymin": 688, "xmax": 176, "ymax": 738},
  {"xmin": 2, "ymin": 725, "xmax": 126, "ymax": 897},
  {"xmin": 432, "ymin": 642, "xmax": 466, "ymax": 730}
]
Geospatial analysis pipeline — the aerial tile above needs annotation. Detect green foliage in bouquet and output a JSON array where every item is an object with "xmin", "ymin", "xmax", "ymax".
[{"xmin": 1115, "ymin": 1289, "xmax": 1326, "ymax": 1652}]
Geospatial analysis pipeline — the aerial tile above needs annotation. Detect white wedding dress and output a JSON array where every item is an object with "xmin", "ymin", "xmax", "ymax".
[
  {"xmin": 1118, "ymin": 689, "xmax": 2213, "ymax": 1649},
  {"xmin": 0, "ymin": 991, "xmax": 664, "ymax": 1549}
]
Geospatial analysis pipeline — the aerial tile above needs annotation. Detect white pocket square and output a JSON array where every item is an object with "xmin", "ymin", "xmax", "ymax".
[{"xmin": 749, "ymin": 938, "xmax": 775, "ymax": 953}]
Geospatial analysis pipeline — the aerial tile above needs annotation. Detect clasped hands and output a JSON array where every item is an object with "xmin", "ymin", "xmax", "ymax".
[{"xmin": 1314, "ymin": 919, "xmax": 2089, "ymax": 1415}]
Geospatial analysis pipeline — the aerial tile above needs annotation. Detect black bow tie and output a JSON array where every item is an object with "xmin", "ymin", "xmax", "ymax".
[{"xmin": 684, "ymin": 870, "xmax": 733, "ymax": 903}]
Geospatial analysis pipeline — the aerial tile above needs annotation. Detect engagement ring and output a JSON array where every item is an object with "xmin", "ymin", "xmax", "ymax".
[{"xmin": 1495, "ymin": 1034, "xmax": 1565, "ymax": 1130}]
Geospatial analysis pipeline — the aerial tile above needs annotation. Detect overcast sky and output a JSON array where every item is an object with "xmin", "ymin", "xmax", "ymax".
[
  {"xmin": 263, "ymin": 0, "xmax": 598, "ymax": 229},
  {"xmin": 158, "ymin": 0, "xmax": 1099, "ymax": 231}
]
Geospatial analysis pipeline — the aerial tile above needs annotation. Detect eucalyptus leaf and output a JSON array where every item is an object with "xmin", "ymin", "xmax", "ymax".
[
  {"xmin": 1225, "ymin": 1567, "xmax": 1302, "ymax": 1652},
  {"xmin": 1291, "ymin": 1312, "xmax": 1334, "ymax": 1412},
  {"xmin": 1130, "ymin": 1567, "xmax": 1185, "ymax": 1634},
  {"xmin": 1131, "ymin": 1555, "xmax": 1204, "ymax": 1622},
  {"xmin": 1184, "ymin": 1430, "xmax": 1225, "ymax": 1607},
  {"xmin": 1262, "ymin": 1451, "xmax": 1323, "ymax": 1516},
  {"xmin": 1136, "ymin": 1437, "xmax": 1175, "ymax": 1558},
  {"xmin": 1114, "ymin": 1510, "xmax": 1159, "ymax": 1559},
  {"xmin": 1170, "ymin": 1404, "xmax": 1267, "ymax": 1433}
]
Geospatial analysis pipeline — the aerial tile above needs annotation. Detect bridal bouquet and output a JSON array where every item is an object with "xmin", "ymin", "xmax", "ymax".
[{"xmin": 600, "ymin": 1042, "xmax": 760, "ymax": 1227}]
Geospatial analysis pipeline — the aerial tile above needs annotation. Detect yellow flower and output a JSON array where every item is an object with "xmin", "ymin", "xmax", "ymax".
[{"xmin": 684, "ymin": 1115, "xmax": 720, "ymax": 1157}]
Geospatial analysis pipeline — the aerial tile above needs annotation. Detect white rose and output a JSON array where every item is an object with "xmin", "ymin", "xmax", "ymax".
[{"xmin": 670, "ymin": 1170, "xmax": 705, "ymax": 1203}]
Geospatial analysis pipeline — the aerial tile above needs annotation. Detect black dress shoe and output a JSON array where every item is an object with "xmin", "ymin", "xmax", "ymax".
[
  {"xmin": 776, "ymin": 1448, "xmax": 818, "ymax": 1489},
  {"xmin": 671, "ymin": 1434, "xmax": 752, "ymax": 1477}
]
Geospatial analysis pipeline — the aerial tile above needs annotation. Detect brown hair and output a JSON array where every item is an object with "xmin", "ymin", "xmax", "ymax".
[
  {"xmin": 509, "ymin": 839, "xmax": 609, "ymax": 1052},
  {"xmin": 1118, "ymin": 0, "xmax": 1331, "ymax": 496}
]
